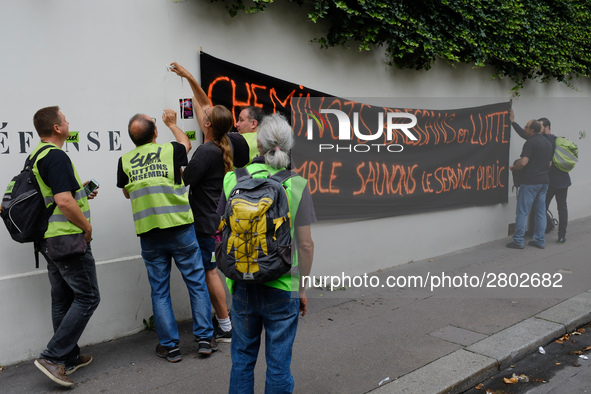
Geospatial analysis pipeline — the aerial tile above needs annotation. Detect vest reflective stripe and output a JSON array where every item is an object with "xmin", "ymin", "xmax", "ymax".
[
  {"xmin": 30, "ymin": 142, "xmax": 90, "ymax": 238},
  {"xmin": 43, "ymin": 195, "xmax": 55, "ymax": 205},
  {"xmin": 130, "ymin": 185, "xmax": 187, "ymax": 199},
  {"xmin": 49, "ymin": 210, "xmax": 91, "ymax": 223},
  {"xmin": 121, "ymin": 143, "xmax": 193, "ymax": 235},
  {"xmin": 554, "ymin": 145, "xmax": 578, "ymax": 171},
  {"xmin": 73, "ymin": 189, "xmax": 87, "ymax": 200},
  {"xmin": 133, "ymin": 204, "xmax": 192, "ymax": 221}
]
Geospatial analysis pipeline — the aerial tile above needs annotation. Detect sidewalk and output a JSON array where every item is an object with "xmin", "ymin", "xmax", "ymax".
[{"xmin": 2, "ymin": 217, "xmax": 590, "ymax": 393}]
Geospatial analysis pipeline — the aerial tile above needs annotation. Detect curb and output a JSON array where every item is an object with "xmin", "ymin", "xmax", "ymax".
[{"xmin": 369, "ymin": 288, "xmax": 591, "ymax": 394}]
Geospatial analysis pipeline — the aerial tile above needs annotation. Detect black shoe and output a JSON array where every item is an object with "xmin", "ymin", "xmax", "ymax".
[
  {"xmin": 506, "ymin": 242, "xmax": 524, "ymax": 249},
  {"xmin": 214, "ymin": 326, "xmax": 232, "ymax": 343},
  {"xmin": 528, "ymin": 240, "xmax": 545, "ymax": 249},
  {"xmin": 213, "ymin": 314, "xmax": 232, "ymax": 343},
  {"xmin": 558, "ymin": 237, "xmax": 566, "ymax": 244},
  {"xmin": 155, "ymin": 344, "xmax": 181, "ymax": 362},
  {"xmin": 197, "ymin": 337, "xmax": 219, "ymax": 356}
]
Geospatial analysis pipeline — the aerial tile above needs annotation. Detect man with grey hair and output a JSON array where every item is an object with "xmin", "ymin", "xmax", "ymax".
[{"xmin": 235, "ymin": 106, "xmax": 265, "ymax": 163}]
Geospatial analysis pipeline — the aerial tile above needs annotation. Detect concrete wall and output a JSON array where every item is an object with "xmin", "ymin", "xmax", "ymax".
[{"xmin": 1, "ymin": 0, "xmax": 589, "ymax": 365}]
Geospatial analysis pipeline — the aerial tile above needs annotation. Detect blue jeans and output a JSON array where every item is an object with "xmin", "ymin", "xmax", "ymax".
[
  {"xmin": 514, "ymin": 184, "xmax": 549, "ymax": 246},
  {"xmin": 229, "ymin": 282, "xmax": 300, "ymax": 394},
  {"xmin": 140, "ymin": 226, "xmax": 213, "ymax": 347},
  {"xmin": 196, "ymin": 235, "xmax": 216, "ymax": 271},
  {"xmin": 40, "ymin": 243, "xmax": 100, "ymax": 368}
]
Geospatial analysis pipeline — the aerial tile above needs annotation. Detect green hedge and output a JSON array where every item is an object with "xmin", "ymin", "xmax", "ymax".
[{"xmin": 211, "ymin": 0, "xmax": 591, "ymax": 92}]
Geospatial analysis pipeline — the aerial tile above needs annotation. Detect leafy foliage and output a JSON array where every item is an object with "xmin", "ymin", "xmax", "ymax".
[
  {"xmin": 143, "ymin": 316, "xmax": 156, "ymax": 333},
  {"xmin": 211, "ymin": 0, "xmax": 591, "ymax": 91}
]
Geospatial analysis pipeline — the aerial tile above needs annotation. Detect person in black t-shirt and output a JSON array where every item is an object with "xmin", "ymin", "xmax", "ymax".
[
  {"xmin": 169, "ymin": 62, "xmax": 239, "ymax": 342},
  {"xmin": 507, "ymin": 119, "xmax": 553, "ymax": 250},
  {"xmin": 510, "ymin": 109, "xmax": 571, "ymax": 243},
  {"xmin": 31, "ymin": 106, "xmax": 100, "ymax": 388}
]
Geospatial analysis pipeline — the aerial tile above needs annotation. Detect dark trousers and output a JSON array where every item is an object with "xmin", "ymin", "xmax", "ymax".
[
  {"xmin": 546, "ymin": 186, "xmax": 568, "ymax": 238},
  {"xmin": 40, "ymin": 243, "xmax": 100, "ymax": 368}
]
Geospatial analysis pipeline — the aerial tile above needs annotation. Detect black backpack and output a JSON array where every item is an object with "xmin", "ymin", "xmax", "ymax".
[
  {"xmin": 1, "ymin": 146, "xmax": 57, "ymax": 267},
  {"xmin": 511, "ymin": 159, "xmax": 524, "ymax": 189},
  {"xmin": 216, "ymin": 167, "xmax": 296, "ymax": 283}
]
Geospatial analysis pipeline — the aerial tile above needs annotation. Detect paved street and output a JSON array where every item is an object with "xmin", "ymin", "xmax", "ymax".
[{"xmin": 1, "ymin": 217, "xmax": 590, "ymax": 393}]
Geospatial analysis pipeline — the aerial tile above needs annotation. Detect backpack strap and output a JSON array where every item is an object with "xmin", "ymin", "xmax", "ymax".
[
  {"xmin": 25, "ymin": 145, "xmax": 54, "ymax": 171},
  {"xmin": 236, "ymin": 167, "xmax": 297, "ymax": 185},
  {"xmin": 269, "ymin": 170, "xmax": 299, "ymax": 234},
  {"xmin": 234, "ymin": 167, "xmax": 252, "ymax": 182},
  {"xmin": 34, "ymin": 241, "xmax": 42, "ymax": 269},
  {"xmin": 26, "ymin": 145, "xmax": 56, "ymax": 268},
  {"xmin": 270, "ymin": 169, "xmax": 298, "ymax": 185}
]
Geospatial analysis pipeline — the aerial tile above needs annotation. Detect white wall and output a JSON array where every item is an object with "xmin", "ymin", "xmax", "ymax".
[{"xmin": 1, "ymin": 0, "xmax": 589, "ymax": 365}]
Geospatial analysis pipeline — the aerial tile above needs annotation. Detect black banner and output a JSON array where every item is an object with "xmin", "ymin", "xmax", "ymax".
[
  {"xmin": 200, "ymin": 53, "xmax": 511, "ymax": 220},
  {"xmin": 200, "ymin": 52, "xmax": 327, "ymax": 125}
]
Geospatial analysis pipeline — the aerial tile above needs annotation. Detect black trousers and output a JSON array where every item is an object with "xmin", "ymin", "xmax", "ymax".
[{"xmin": 546, "ymin": 186, "xmax": 568, "ymax": 238}]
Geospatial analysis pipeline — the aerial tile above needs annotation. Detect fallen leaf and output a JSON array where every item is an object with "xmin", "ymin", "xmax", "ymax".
[
  {"xmin": 555, "ymin": 340, "xmax": 564, "ymax": 344},
  {"xmin": 582, "ymin": 346, "xmax": 591, "ymax": 352},
  {"xmin": 556, "ymin": 362, "xmax": 561, "ymax": 365},
  {"xmin": 517, "ymin": 374, "xmax": 530, "ymax": 382},
  {"xmin": 475, "ymin": 383, "xmax": 484, "ymax": 389},
  {"xmin": 504, "ymin": 377, "xmax": 518, "ymax": 384},
  {"xmin": 578, "ymin": 328, "xmax": 586, "ymax": 334},
  {"xmin": 573, "ymin": 363, "xmax": 581, "ymax": 367},
  {"xmin": 559, "ymin": 333, "xmax": 571, "ymax": 342},
  {"xmin": 571, "ymin": 350, "xmax": 582, "ymax": 355}
]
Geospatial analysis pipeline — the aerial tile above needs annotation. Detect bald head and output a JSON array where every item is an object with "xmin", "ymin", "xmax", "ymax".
[
  {"xmin": 524, "ymin": 119, "xmax": 541, "ymax": 137},
  {"xmin": 128, "ymin": 114, "xmax": 156, "ymax": 146}
]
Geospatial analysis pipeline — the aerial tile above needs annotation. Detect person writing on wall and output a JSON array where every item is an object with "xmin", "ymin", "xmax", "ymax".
[
  {"xmin": 510, "ymin": 109, "xmax": 571, "ymax": 243},
  {"xmin": 168, "ymin": 62, "xmax": 249, "ymax": 342}
]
